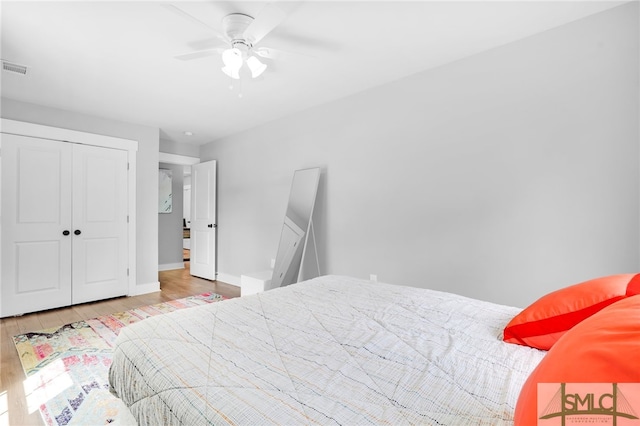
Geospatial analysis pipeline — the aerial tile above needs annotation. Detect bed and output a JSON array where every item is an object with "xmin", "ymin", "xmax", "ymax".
[{"xmin": 109, "ymin": 275, "xmax": 545, "ymax": 425}]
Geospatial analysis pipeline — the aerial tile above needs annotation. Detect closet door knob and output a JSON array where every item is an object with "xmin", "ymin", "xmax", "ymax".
[
  {"xmin": 62, "ymin": 230, "xmax": 70, "ymax": 236},
  {"xmin": 74, "ymin": 230, "xmax": 82, "ymax": 235}
]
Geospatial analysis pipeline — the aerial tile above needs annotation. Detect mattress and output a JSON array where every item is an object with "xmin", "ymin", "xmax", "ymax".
[{"xmin": 109, "ymin": 275, "xmax": 545, "ymax": 425}]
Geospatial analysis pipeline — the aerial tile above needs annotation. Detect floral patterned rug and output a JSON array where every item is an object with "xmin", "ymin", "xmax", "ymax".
[{"xmin": 13, "ymin": 293, "xmax": 225, "ymax": 426}]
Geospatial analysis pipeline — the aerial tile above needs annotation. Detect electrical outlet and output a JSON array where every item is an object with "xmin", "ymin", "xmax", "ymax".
[
  {"xmin": 270, "ymin": 258, "xmax": 275, "ymax": 269},
  {"xmin": 370, "ymin": 274, "xmax": 377, "ymax": 282}
]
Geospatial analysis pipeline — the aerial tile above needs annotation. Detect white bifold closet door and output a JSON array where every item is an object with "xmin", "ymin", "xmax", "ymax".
[
  {"xmin": 71, "ymin": 142, "xmax": 128, "ymax": 305},
  {"xmin": 1, "ymin": 134, "xmax": 128, "ymax": 316}
]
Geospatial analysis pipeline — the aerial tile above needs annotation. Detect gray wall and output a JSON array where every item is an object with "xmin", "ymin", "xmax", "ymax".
[
  {"xmin": 1, "ymin": 98, "xmax": 160, "ymax": 289},
  {"xmin": 201, "ymin": 3, "xmax": 639, "ymax": 307},
  {"xmin": 160, "ymin": 138, "xmax": 199, "ymax": 158},
  {"xmin": 158, "ymin": 162, "xmax": 185, "ymax": 267}
]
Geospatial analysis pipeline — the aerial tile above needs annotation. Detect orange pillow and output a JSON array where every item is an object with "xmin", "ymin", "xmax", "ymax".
[
  {"xmin": 503, "ymin": 273, "xmax": 640, "ymax": 350},
  {"xmin": 514, "ymin": 295, "xmax": 640, "ymax": 425}
]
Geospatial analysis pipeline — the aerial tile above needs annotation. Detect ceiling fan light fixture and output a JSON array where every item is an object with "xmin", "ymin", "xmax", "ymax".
[
  {"xmin": 247, "ymin": 56, "xmax": 267, "ymax": 78},
  {"xmin": 222, "ymin": 48, "xmax": 242, "ymax": 66},
  {"xmin": 221, "ymin": 65, "xmax": 240, "ymax": 80},
  {"xmin": 221, "ymin": 47, "xmax": 243, "ymax": 80}
]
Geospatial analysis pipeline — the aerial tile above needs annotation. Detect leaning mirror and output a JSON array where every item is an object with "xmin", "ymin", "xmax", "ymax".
[
  {"xmin": 271, "ymin": 167, "xmax": 321, "ymax": 288},
  {"xmin": 158, "ymin": 169, "xmax": 173, "ymax": 213}
]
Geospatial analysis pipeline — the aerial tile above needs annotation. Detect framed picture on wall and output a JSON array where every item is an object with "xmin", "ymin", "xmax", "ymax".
[{"xmin": 159, "ymin": 169, "xmax": 172, "ymax": 213}]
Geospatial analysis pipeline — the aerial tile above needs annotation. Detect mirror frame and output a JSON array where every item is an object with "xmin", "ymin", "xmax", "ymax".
[{"xmin": 271, "ymin": 167, "xmax": 321, "ymax": 288}]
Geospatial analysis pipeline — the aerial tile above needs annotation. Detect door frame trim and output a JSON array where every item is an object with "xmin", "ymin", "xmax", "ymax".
[{"xmin": 1, "ymin": 119, "xmax": 138, "ymax": 301}]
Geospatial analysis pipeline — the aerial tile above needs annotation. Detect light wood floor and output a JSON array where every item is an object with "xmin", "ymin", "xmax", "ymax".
[{"xmin": 0, "ymin": 263, "xmax": 240, "ymax": 426}]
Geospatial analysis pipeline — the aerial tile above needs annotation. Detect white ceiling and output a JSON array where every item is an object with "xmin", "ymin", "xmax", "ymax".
[{"xmin": 1, "ymin": 1, "xmax": 626, "ymax": 145}]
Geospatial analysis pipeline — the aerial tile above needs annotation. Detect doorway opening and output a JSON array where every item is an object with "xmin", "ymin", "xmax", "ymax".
[{"xmin": 183, "ymin": 169, "xmax": 191, "ymax": 261}]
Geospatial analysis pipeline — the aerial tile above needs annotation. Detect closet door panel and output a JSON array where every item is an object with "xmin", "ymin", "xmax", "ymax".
[
  {"xmin": 16, "ymin": 241, "xmax": 63, "ymax": 292},
  {"xmin": 1, "ymin": 134, "xmax": 73, "ymax": 316},
  {"xmin": 72, "ymin": 145, "xmax": 128, "ymax": 304}
]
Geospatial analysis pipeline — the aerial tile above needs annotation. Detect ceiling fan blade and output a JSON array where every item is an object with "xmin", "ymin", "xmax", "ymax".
[
  {"xmin": 254, "ymin": 46, "xmax": 314, "ymax": 60},
  {"xmin": 174, "ymin": 48, "xmax": 224, "ymax": 61},
  {"xmin": 188, "ymin": 37, "xmax": 228, "ymax": 52},
  {"xmin": 243, "ymin": 3, "xmax": 286, "ymax": 46},
  {"xmin": 162, "ymin": 3, "xmax": 226, "ymax": 40},
  {"xmin": 253, "ymin": 47, "xmax": 274, "ymax": 59}
]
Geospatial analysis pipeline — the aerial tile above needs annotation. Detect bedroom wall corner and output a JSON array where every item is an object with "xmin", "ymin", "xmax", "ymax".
[{"xmin": 199, "ymin": 137, "xmax": 329, "ymax": 289}]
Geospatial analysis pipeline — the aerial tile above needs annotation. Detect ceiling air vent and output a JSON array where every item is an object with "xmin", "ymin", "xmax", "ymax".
[{"xmin": 2, "ymin": 60, "xmax": 28, "ymax": 75}]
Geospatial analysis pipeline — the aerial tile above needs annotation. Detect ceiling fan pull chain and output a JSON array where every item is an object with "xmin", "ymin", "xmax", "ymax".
[{"xmin": 228, "ymin": 77, "xmax": 244, "ymax": 99}]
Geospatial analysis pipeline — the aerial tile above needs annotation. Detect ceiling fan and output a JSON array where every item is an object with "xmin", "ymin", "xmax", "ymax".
[{"xmin": 165, "ymin": 3, "xmax": 288, "ymax": 80}]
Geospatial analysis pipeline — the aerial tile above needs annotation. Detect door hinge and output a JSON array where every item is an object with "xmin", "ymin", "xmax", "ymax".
[
  {"xmin": 127, "ymin": 268, "xmax": 130, "ymax": 276},
  {"xmin": 127, "ymin": 162, "xmax": 130, "ymax": 170},
  {"xmin": 127, "ymin": 215, "xmax": 129, "ymax": 223}
]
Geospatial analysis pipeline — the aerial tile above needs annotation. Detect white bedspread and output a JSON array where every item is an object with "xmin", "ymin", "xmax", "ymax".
[{"xmin": 109, "ymin": 275, "xmax": 544, "ymax": 425}]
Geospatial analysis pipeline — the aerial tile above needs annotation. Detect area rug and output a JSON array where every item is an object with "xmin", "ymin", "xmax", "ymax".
[{"xmin": 12, "ymin": 292, "xmax": 225, "ymax": 426}]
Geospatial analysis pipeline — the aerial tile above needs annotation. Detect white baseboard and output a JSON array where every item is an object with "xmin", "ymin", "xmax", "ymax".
[
  {"xmin": 158, "ymin": 263, "xmax": 185, "ymax": 271},
  {"xmin": 216, "ymin": 272, "xmax": 241, "ymax": 287},
  {"xmin": 130, "ymin": 281, "xmax": 160, "ymax": 296}
]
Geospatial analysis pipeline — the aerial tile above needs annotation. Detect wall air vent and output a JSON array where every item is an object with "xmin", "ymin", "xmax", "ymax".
[{"xmin": 2, "ymin": 60, "xmax": 28, "ymax": 75}]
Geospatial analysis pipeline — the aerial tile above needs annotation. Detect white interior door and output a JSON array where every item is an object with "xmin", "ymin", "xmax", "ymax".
[
  {"xmin": 190, "ymin": 160, "xmax": 217, "ymax": 280},
  {"xmin": 1, "ymin": 134, "xmax": 73, "ymax": 316},
  {"xmin": 72, "ymin": 144, "xmax": 129, "ymax": 304}
]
